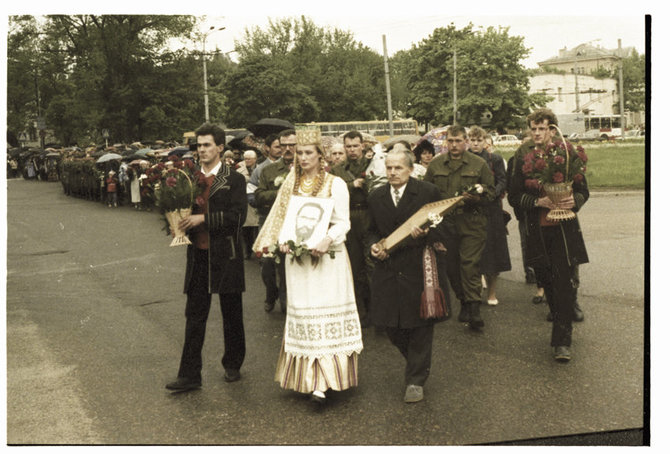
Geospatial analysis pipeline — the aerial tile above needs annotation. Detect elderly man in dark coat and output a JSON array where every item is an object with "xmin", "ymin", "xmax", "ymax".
[
  {"xmin": 367, "ymin": 148, "xmax": 449, "ymax": 403},
  {"xmin": 166, "ymin": 122, "xmax": 248, "ymax": 392}
]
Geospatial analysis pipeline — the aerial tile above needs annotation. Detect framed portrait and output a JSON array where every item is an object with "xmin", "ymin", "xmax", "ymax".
[{"xmin": 278, "ymin": 196, "xmax": 335, "ymax": 249}]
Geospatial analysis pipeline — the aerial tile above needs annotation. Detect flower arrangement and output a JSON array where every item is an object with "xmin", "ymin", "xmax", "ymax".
[
  {"xmin": 141, "ymin": 155, "xmax": 208, "ymax": 246},
  {"xmin": 274, "ymin": 174, "xmax": 286, "ymax": 188},
  {"xmin": 256, "ymin": 240, "xmax": 335, "ymax": 266},
  {"xmin": 455, "ymin": 183, "xmax": 484, "ymax": 197},
  {"xmin": 521, "ymin": 140, "xmax": 588, "ymax": 190}
]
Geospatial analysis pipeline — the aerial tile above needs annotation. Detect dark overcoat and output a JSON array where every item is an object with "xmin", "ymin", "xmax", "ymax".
[
  {"xmin": 184, "ymin": 164, "xmax": 247, "ymax": 294},
  {"xmin": 507, "ymin": 140, "xmax": 589, "ymax": 268},
  {"xmin": 367, "ymin": 177, "xmax": 449, "ymax": 329}
]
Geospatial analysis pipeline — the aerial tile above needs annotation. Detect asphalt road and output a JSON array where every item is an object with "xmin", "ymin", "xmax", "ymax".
[{"xmin": 5, "ymin": 179, "xmax": 645, "ymax": 445}]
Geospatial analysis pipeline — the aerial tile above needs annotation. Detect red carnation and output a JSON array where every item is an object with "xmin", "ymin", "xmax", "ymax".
[
  {"xmin": 523, "ymin": 152, "xmax": 535, "ymax": 163},
  {"xmin": 552, "ymin": 172, "xmax": 564, "ymax": 183},
  {"xmin": 360, "ymin": 172, "xmax": 366, "ymax": 178},
  {"xmin": 165, "ymin": 176, "xmax": 177, "ymax": 187},
  {"xmin": 521, "ymin": 162, "xmax": 534, "ymax": 175},
  {"xmin": 195, "ymin": 196, "xmax": 205, "ymax": 207},
  {"xmin": 168, "ymin": 155, "xmax": 178, "ymax": 162},
  {"xmin": 534, "ymin": 159, "xmax": 547, "ymax": 171},
  {"xmin": 573, "ymin": 173, "xmax": 584, "ymax": 183},
  {"xmin": 553, "ymin": 155, "xmax": 565, "ymax": 165},
  {"xmin": 577, "ymin": 151, "xmax": 588, "ymax": 163},
  {"xmin": 255, "ymin": 251, "xmax": 263, "ymax": 258},
  {"xmin": 157, "ymin": 163, "xmax": 166, "ymax": 170}
]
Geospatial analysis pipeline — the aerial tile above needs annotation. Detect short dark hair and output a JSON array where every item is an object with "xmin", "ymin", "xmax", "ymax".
[
  {"xmin": 447, "ymin": 125, "xmax": 468, "ymax": 138},
  {"xmin": 527, "ymin": 108, "xmax": 558, "ymax": 128},
  {"xmin": 413, "ymin": 140, "xmax": 435, "ymax": 162},
  {"xmin": 265, "ymin": 133, "xmax": 280, "ymax": 147},
  {"xmin": 278, "ymin": 129, "xmax": 296, "ymax": 139},
  {"xmin": 195, "ymin": 123, "xmax": 226, "ymax": 146},
  {"xmin": 343, "ymin": 130, "xmax": 363, "ymax": 142}
]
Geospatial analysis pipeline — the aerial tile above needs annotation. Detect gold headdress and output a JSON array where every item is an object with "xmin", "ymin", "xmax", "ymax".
[{"xmin": 295, "ymin": 126, "xmax": 322, "ymax": 146}]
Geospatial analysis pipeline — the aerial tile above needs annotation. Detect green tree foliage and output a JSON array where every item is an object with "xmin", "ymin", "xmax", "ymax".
[
  {"xmin": 392, "ymin": 24, "xmax": 550, "ymax": 132},
  {"xmin": 7, "ymin": 15, "xmax": 198, "ymax": 146},
  {"xmin": 223, "ymin": 16, "xmax": 386, "ymax": 128},
  {"xmin": 620, "ymin": 49, "xmax": 645, "ymax": 113}
]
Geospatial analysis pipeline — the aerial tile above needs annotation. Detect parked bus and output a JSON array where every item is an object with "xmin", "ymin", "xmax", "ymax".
[
  {"xmin": 584, "ymin": 114, "xmax": 622, "ymax": 138},
  {"xmin": 295, "ymin": 119, "xmax": 419, "ymax": 142}
]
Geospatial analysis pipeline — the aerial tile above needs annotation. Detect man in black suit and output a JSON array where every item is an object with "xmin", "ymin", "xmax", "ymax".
[
  {"xmin": 367, "ymin": 148, "xmax": 449, "ymax": 403},
  {"xmin": 165, "ymin": 123, "xmax": 248, "ymax": 392}
]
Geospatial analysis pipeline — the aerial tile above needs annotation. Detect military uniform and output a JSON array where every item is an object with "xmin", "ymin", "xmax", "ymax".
[
  {"xmin": 424, "ymin": 151, "xmax": 495, "ymax": 327},
  {"xmin": 254, "ymin": 159, "xmax": 292, "ymax": 312},
  {"xmin": 330, "ymin": 156, "xmax": 372, "ymax": 324}
]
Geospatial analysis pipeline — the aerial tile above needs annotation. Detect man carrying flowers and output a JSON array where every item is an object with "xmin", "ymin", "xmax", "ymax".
[
  {"xmin": 508, "ymin": 108, "xmax": 589, "ymax": 363},
  {"xmin": 165, "ymin": 122, "xmax": 248, "ymax": 392}
]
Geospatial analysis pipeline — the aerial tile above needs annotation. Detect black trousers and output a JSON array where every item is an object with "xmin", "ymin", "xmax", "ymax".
[
  {"xmin": 178, "ymin": 249, "xmax": 245, "ymax": 380},
  {"xmin": 534, "ymin": 225, "xmax": 578, "ymax": 347},
  {"xmin": 261, "ymin": 256, "xmax": 286, "ymax": 305},
  {"xmin": 386, "ymin": 324, "xmax": 434, "ymax": 386}
]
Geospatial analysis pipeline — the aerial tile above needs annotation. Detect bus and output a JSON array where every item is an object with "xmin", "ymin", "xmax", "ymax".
[
  {"xmin": 584, "ymin": 114, "xmax": 622, "ymax": 138},
  {"xmin": 295, "ymin": 119, "xmax": 419, "ymax": 142}
]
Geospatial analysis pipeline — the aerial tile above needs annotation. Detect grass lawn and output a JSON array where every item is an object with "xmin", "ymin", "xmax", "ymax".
[{"xmin": 495, "ymin": 141, "xmax": 646, "ymax": 189}]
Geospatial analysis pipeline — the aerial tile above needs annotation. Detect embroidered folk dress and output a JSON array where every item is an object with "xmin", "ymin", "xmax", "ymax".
[{"xmin": 254, "ymin": 170, "xmax": 363, "ymax": 394}]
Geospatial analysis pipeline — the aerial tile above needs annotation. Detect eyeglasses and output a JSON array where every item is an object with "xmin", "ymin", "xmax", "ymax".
[{"xmin": 281, "ymin": 143, "xmax": 297, "ymax": 148}]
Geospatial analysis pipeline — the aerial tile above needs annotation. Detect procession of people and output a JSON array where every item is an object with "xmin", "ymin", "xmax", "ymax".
[{"xmin": 10, "ymin": 108, "xmax": 588, "ymax": 405}]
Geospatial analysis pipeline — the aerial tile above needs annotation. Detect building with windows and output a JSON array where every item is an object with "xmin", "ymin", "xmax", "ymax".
[{"xmin": 537, "ymin": 42, "xmax": 633, "ymax": 75}]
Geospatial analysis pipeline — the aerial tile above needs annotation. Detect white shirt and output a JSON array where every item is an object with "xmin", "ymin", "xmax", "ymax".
[
  {"xmin": 390, "ymin": 183, "xmax": 407, "ymax": 206},
  {"xmin": 202, "ymin": 161, "xmax": 222, "ymax": 177}
]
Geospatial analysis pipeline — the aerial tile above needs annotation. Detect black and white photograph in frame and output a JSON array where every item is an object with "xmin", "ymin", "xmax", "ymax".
[{"xmin": 278, "ymin": 195, "xmax": 335, "ymax": 249}]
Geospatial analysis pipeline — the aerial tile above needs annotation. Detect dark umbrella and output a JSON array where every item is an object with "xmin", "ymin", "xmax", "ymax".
[
  {"xmin": 247, "ymin": 118, "xmax": 294, "ymax": 138},
  {"xmin": 168, "ymin": 146, "xmax": 190, "ymax": 157}
]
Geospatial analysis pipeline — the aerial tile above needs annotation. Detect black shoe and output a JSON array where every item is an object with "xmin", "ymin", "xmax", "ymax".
[
  {"xmin": 264, "ymin": 300, "xmax": 275, "ymax": 312},
  {"xmin": 468, "ymin": 301, "xmax": 484, "ymax": 329},
  {"xmin": 457, "ymin": 301, "xmax": 470, "ymax": 323},
  {"xmin": 166, "ymin": 377, "xmax": 201, "ymax": 392},
  {"xmin": 553, "ymin": 346, "xmax": 571, "ymax": 362},
  {"xmin": 532, "ymin": 295, "xmax": 545, "ymax": 304},
  {"xmin": 224, "ymin": 369, "xmax": 241, "ymax": 382},
  {"xmin": 573, "ymin": 303, "xmax": 584, "ymax": 322}
]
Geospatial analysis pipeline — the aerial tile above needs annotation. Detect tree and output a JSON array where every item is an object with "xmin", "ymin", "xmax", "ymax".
[
  {"xmin": 392, "ymin": 24, "xmax": 551, "ymax": 132},
  {"xmin": 620, "ymin": 49, "xmax": 645, "ymax": 113},
  {"xmin": 224, "ymin": 16, "xmax": 387, "ymax": 126}
]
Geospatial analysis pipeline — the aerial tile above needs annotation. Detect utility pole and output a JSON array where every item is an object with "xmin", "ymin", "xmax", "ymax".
[
  {"xmin": 574, "ymin": 51, "xmax": 580, "ymax": 112},
  {"xmin": 453, "ymin": 51, "xmax": 458, "ymax": 125},
  {"xmin": 382, "ymin": 35, "xmax": 394, "ymax": 137},
  {"xmin": 202, "ymin": 26, "xmax": 225, "ymax": 123},
  {"xmin": 618, "ymin": 39, "xmax": 626, "ymax": 131}
]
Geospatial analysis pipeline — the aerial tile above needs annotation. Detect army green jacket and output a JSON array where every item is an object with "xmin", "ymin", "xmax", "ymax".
[
  {"xmin": 254, "ymin": 158, "xmax": 292, "ymax": 216},
  {"xmin": 424, "ymin": 151, "xmax": 495, "ymax": 208},
  {"xmin": 330, "ymin": 157, "xmax": 371, "ymax": 208}
]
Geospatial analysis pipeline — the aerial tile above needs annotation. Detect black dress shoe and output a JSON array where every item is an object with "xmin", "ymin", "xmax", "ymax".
[
  {"xmin": 553, "ymin": 346, "xmax": 571, "ymax": 362},
  {"xmin": 166, "ymin": 377, "xmax": 201, "ymax": 392},
  {"xmin": 264, "ymin": 300, "xmax": 275, "ymax": 312},
  {"xmin": 573, "ymin": 303, "xmax": 584, "ymax": 322},
  {"xmin": 457, "ymin": 301, "xmax": 470, "ymax": 323},
  {"xmin": 224, "ymin": 369, "xmax": 241, "ymax": 382}
]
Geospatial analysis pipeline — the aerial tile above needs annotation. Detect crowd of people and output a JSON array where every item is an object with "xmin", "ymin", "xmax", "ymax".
[
  {"xmin": 162, "ymin": 107, "xmax": 589, "ymax": 407},
  {"xmin": 10, "ymin": 108, "xmax": 588, "ymax": 406}
]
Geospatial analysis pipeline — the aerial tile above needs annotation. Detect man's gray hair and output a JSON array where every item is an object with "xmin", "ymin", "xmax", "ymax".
[{"xmin": 386, "ymin": 148, "xmax": 414, "ymax": 168}]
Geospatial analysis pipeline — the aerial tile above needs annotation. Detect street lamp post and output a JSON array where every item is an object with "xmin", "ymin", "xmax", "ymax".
[{"xmin": 201, "ymin": 26, "xmax": 225, "ymax": 123}]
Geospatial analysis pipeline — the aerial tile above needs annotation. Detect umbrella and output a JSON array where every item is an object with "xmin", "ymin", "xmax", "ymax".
[
  {"xmin": 383, "ymin": 134, "xmax": 422, "ymax": 149},
  {"xmin": 46, "ymin": 152, "xmax": 61, "ymax": 158},
  {"xmin": 227, "ymin": 130, "xmax": 253, "ymax": 149},
  {"xmin": 247, "ymin": 118, "xmax": 294, "ymax": 138},
  {"xmin": 129, "ymin": 159, "xmax": 149, "ymax": 166},
  {"xmin": 134, "ymin": 148, "xmax": 152, "ymax": 157},
  {"xmin": 168, "ymin": 146, "xmax": 190, "ymax": 157},
  {"xmin": 419, "ymin": 126, "xmax": 452, "ymax": 154},
  {"xmin": 96, "ymin": 153, "xmax": 123, "ymax": 163}
]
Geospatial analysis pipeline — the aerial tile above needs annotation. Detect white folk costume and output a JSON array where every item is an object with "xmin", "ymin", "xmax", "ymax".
[{"xmin": 253, "ymin": 131, "xmax": 363, "ymax": 395}]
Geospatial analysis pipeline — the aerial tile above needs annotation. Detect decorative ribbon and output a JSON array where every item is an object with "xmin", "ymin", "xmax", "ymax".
[{"xmin": 420, "ymin": 246, "xmax": 448, "ymax": 319}]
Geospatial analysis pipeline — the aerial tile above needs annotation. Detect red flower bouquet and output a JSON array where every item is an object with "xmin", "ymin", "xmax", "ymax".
[
  {"xmin": 142, "ymin": 156, "xmax": 207, "ymax": 246},
  {"xmin": 521, "ymin": 139, "xmax": 588, "ymax": 221}
]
